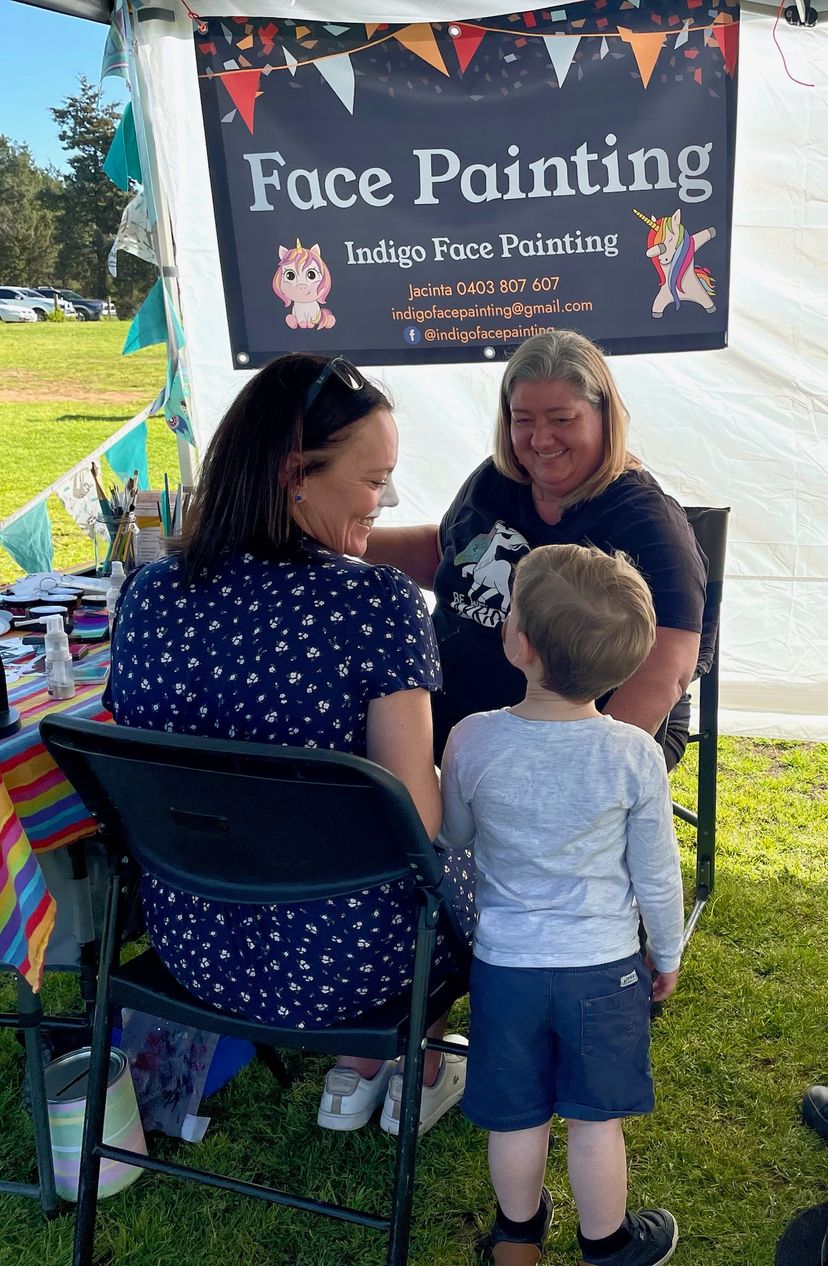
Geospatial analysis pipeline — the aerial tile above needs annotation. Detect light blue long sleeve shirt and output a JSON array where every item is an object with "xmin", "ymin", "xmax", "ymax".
[{"xmin": 438, "ymin": 710, "xmax": 685, "ymax": 973}]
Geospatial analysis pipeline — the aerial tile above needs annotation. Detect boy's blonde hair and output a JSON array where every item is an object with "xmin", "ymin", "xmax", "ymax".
[{"xmin": 511, "ymin": 544, "xmax": 656, "ymax": 703}]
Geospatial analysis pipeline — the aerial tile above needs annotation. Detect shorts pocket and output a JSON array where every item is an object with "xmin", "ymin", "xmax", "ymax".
[{"xmin": 580, "ymin": 985, "xmax": 641, "ymax": 1059}]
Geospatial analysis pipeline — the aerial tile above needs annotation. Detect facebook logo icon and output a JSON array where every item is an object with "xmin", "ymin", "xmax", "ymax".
[{"xmin": 403, "ymin": 325, "xmax": 422, "ymax": 344}]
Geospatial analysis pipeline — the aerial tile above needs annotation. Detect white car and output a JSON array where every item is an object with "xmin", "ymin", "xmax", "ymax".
[
  {"xmin": 0, "ymin": 287, "xmax": 71, "ymax": 321},
  {"xmin": 0, "ymin": 299, "xmax": 37, "ymax": 323},
  {"xmin": 13, "ymin": 287, "xmax": 77, "ymax": 319}
]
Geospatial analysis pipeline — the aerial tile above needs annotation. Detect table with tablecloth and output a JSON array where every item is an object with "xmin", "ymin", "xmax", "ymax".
[{"xmin": 0, "ymin": 647, "xmax": 110, "ymax": 989}]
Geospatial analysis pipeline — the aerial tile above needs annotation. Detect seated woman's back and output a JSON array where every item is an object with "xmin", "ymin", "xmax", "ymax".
[{"xmin": 107, "ymin": 545, "xmax": 439, "ymax": 753}]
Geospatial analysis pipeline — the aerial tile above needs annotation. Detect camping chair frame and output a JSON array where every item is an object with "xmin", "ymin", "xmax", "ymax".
[
  {"xmin": 676, "ymin": 506, "xmax": 730, "ymax": 948},
  {"xmin": 40, "ymin": 715, "xmax": 470, "ymax": 1266}
]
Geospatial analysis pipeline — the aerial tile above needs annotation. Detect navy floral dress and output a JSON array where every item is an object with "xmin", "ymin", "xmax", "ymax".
[{"xmin": 104, "ymin": 542, "xmax": 474, "ymax": 1027}]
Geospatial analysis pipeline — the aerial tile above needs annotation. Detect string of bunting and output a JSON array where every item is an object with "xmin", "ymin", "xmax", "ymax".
[{"xmin": 202, "ymin": 7, "xmax": 738, "ymax": 127}]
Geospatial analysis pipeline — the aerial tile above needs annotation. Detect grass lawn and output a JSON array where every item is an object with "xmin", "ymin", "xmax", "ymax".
[
  {"xmin": 1, "ymin": 325, "xmax": 827, "ymax": 1264},
  {"xmin": 0, "ymin": 322, "xmax": 178, "ymax": 585}
]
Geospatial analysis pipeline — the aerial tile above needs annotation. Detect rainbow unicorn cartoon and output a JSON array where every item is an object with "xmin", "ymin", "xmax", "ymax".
[
  {"xmin": 272, "ymin": 239, "xmax": 336, "ymax": 330},
  {"xmin": 633, "ymin": 209, "xmax": 717, "ymax": 319}
]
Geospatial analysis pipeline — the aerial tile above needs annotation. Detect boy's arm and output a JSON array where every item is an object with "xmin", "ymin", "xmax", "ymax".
[
  {"xmin": 436, "ymin": 728, "xmax": 476, "ymax": 853},
  {"xmin": 626, "ymin": 752, "xmax": 685, "ymax": 983}
]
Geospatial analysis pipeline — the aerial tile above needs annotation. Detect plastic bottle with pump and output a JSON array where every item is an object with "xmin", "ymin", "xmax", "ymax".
[
  {"xmin": 44, "ymin": 615, "xmax": 75, "ymax": 700},
  {"xmin": 106, "ymin": 561, "xmax": 126, "ymax": 635}
]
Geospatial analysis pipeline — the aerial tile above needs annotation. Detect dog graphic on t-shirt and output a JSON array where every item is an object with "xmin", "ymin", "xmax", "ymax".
[{"xmin": 450, "ymin": 521, "xmax": 529, "ymax": 627}]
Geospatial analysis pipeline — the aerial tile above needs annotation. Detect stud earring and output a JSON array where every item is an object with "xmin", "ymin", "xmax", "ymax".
[{"xmin": 294, "ymin": 493, "xmax": 303, "ymax": 502}]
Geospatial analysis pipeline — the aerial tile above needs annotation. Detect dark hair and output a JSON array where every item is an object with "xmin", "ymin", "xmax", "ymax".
[
  {"xmin": 512, "ymin": 543, "xmax": 656, "ymax": 703},
  {"xmin": 181, "ymin": 354, "xmax": 391, "ymax": 577}
]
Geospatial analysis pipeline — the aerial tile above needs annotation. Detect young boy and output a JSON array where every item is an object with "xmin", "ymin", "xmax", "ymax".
[{"xmin": 439, "ymin": 544, "xmax": 685, "ymax": 1266}]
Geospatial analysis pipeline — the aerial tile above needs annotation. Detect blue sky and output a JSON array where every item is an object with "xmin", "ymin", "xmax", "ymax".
[{"xmin": 2, "ymin": 3, "xmax": 129, "ymax": 170}]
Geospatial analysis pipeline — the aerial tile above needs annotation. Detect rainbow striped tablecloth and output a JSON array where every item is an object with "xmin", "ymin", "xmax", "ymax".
[{"xmin": 0, "ymin": 647, "xmax": 110, "ymax": 988}]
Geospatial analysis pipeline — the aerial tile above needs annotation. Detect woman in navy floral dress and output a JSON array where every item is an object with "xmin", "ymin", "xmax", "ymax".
[{"xmin": 105, "ymin": 354, "xmax": 473, "ymax": 1135}]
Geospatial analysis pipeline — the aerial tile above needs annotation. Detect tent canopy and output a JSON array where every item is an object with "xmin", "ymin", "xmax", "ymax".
[{"xmin": 11, "ymin": 0, "xmax": 828, "ymax": 738}]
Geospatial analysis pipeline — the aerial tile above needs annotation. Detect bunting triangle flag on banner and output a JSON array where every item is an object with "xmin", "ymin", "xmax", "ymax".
[
  {"xmin": 365, "ymin": 24, "xmax": 381, "ymax": 38},
  {"xmin": 123, "ymin": 279, "xmax": 167, "ymax": 355},
  {"xmin": 712, "ymin": 15, "xmax": 739, "ymax": 76},
  {"xmin": 542, "ymin": 35, "xmax": 581, "ymax": 87},
  {"xmin": 395, "ymin": 24, "xmax": 450, "ymax": 76},
  {"xmin": 218, "ymin": 69, "xmax": 262, "ymax": 133},
  {"xmin": 617, "ymin": 27, "xmax": 667, "ymax": 89},
  {"xmin": 0, "ymin": 502, "xmax": 53, "ymax": 575},
  {"xmin": 282, "ymin": 45, "xmax": 298, "ymax": 75},
  {"xmin": 452, "ymin": 23, "xmax": 487, "ymax": 74},
  {"xmin": 103, "ymin": 102, "xmax": 142, "ymax": 191},
  {"xmin": 106, "ymin": 419, "xmax": 150, "ymax": 490},
  {"xmin": 675, "ymin": 19, "xmax": 691, "ymax": 49},
  {"xmin": 600, "ymin": 36, "xmax": 609, "ymax": 58},
  {"xmin": 316, "ymin": 51, "xmax": 355, "ymax": 113}
]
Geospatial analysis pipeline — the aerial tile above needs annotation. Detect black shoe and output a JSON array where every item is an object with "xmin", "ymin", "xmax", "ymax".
[
  {"xmin": 803, "ymin": 1086, "xmax": 828, "ymax": 1142},
  {"xmin": 477, "ymin": 1187, "xmax": 553, "ymax": 1265},
  {"xmin": 580, "ymin": 1209, "xmax": 678, "ymax": 1266}
]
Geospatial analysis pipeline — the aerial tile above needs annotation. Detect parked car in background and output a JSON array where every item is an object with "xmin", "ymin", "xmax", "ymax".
[
  {"xmin": 0, "ymin": 287, "xmax": 65, "ymax": 321},
  {"xmin": 16, "ymin": 287, "xmax": 78, "ymax": 318},
  {"xmin": 0, "ymin": 299, "xmax": 37, "ymax": 323},
  {"xmin": 37, "ymin": 287, "xmax": 105, "ymax": 322}
]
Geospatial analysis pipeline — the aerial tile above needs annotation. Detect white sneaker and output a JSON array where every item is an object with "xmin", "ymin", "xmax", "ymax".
[
  {"xmin": 379, "ymin": 1035, "xmax": 468, "ymax": 1137},
  {"xmin": 317, "ymin": 1060, "xmax": 397, "ymax": 1131}
]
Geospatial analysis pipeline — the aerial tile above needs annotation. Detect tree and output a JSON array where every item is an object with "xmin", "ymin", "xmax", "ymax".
[
  {"xmin": 50, "ymin": 77, "xmax": 128, "ymax": 299},
  {"xmin": 0, "ymin": 137, "xmax": 61, "ymax": 282}
]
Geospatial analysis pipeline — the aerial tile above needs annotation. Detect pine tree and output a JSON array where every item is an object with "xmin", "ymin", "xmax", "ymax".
[{"xmin": 0, "ymin": 137, "xmax": 61, "ymax": 283}]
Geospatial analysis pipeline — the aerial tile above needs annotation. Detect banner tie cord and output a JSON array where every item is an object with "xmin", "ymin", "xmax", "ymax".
[{"xmin": 180, "ymin": 0, "xmax": 207, "ymax": 34}]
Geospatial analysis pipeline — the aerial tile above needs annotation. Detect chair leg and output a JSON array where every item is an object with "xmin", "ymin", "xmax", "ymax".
[
  {"xmin": 73, "ymin": 871, "xmax": 121, "ymax": 1266},
  {"xmin": 254, "ymin": 1044, "xmax": 293, "ymax": 1088},
  {"xmin": 386, "ymin": 915, "xmax": 437, "ymax": 1266},
  {"xmin": 16, "ymin": 977, "xmax": 59, "ymax": 1217}
]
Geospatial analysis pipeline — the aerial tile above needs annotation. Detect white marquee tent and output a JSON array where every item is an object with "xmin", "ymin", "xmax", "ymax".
[{"xmin": 20, "ymin": 0, "xmax": 828, "ymax": 739}]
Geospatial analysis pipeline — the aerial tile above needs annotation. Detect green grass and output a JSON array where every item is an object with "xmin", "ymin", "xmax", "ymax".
[
  {"xmin": 1, "ymin": 324, "xmax": 827, "ymax": 1263},
  {"xmin": 0, "ymin": 323, "xmax": 177, "ymax": 585},
  {"xmin": 1, "ymin": 740, "xmax": 826, "ymax": 1264}
]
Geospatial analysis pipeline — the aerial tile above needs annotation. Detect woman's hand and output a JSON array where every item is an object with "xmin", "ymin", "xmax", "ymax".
[
  {"xmin": 602, "ymin": 626, "xmax": 700, "ymax": 735},
  {"xmin": 366, "ymin": 687, "xmax": 442, "ymax": 837},
  {"xmin": 364, "ymin": 525, "xmax": 441, "ymax": 591}
]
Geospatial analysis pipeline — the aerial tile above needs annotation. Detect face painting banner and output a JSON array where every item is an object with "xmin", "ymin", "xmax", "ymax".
[{"xmin": 195, "ymin": 2, "xmax": 738, "ymax": 368}]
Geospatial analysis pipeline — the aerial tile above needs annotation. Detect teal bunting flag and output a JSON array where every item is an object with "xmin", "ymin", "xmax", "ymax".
[
  {"xmin": 106, "ymin": 419, "xmax": 150, "ymax": 489},
  {"xmin": 164, "ymin": 360, "xmax": 195, "ymax": 446},
  {"xmin": 122, "ymin": 279, "xmax": 166, "ymax": 355},
  {"xmin": 101, "ymin": 0, "xmax": 129, "ymax": 83},
  {"xmin": 103, "ymin": 101, "xmax": 142, "ymax": 191},
  {"xmin": 0, "ymin": 502, "xmax": 54, "ymax": 574}
]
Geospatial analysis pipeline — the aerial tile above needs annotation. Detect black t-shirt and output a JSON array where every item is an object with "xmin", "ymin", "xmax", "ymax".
[{"xmin": 431, "ymin": 460, "xmax": 708, "ymax": 758}]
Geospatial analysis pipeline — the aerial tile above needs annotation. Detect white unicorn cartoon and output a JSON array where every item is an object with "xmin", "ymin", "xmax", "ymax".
[{"xmin": 634, "ymin": 208, "xmax": 717, "ymax": 318}]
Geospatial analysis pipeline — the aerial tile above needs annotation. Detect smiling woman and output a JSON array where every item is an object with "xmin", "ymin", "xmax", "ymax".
[
  {"xmin": 103, "ymin": 351, "xmax": 474, "ymax": 1135},
  {"xmin": 366, "ymin": 329, "xmax": 708, "ymax": 771}
]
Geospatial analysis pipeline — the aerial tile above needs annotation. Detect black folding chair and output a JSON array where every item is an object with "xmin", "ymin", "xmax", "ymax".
[
  {"xmin": 39, "ymin": 716, "xmax": 470, "ymax": 1266},
  {"xmin": 0, "ymin": 840, "xmax": 98, "ymax": 1217},
  {"xmin": 675, "ymin": 506, "xmax": 730, "ymax": 947}
]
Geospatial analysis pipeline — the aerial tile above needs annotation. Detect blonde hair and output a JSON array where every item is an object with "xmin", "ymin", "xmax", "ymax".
[
  {"xmin": 493, "ymin": 330, "xmax": 640, "ymax": 510},
  {"xmin": 511, "ymin": 544, "xmax": 656, "ymax": 703}
]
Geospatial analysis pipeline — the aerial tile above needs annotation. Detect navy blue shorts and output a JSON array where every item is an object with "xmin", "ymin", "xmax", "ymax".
[{"xmin": 462, "ymin": 954, "xmax": 654, "ymax": 1131}]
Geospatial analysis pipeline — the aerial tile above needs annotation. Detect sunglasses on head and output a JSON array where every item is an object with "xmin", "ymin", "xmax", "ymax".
[{"xmin": 304, "ymin": 356, "xmax": 367, "ymax": 414}]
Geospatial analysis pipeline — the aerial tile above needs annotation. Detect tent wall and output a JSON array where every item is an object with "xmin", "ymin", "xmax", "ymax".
[{"xmin": 134, "ymin": 8, "xmax": 828, "ymax": 739}]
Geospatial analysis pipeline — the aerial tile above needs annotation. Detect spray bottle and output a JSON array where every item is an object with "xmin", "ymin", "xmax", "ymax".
[
  {"xmin": 106, "ymin": 561, "xmax": 126, "ymax": 635},
  {"xmin": 44, "ymin": 614, "xmax": 75, "ymax": 700}
]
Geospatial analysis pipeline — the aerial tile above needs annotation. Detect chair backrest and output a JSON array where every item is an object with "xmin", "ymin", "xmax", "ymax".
[
  {"xmin": 684, "ymin": 506, "xmax": 730, "ymax": 678},
  {"xmin": 40, "ymin": 717, "xmax": 458, "ymax": 939}
]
